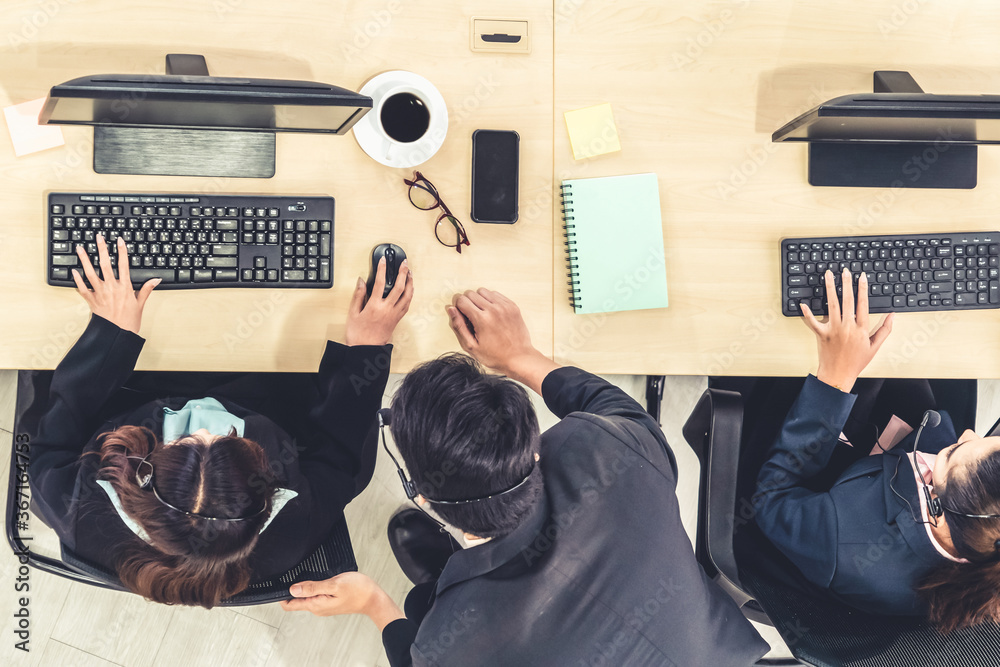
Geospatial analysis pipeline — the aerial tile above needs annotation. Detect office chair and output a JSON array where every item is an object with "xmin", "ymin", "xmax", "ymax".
[
  {"xmin": 682, "ymin": 383, "xmax": 1000, "ymax": 667},
  {"xmin": 5, "ymin": 370, "xmax": 358, "ymax": 606}
]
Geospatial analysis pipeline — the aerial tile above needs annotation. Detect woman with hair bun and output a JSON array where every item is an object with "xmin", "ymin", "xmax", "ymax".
[{"xmin": 28, "ymin": 235, "xmax": 413, "ymax": 607}]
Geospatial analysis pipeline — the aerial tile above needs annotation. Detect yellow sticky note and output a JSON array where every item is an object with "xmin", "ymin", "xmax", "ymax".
[
  {"xmin": 564, "ymin": 103, "xmax": 621, "ymax": 160},
  {"xmin": 3, "ymin": 97, "xmax": 64, "ymax": 157}
]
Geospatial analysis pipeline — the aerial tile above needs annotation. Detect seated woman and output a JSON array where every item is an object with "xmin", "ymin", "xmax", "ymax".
[
  {"xmin": 28, "ymin": 235, "xmax": 413, "ymax": 608},
  {"xmin": 754, "ymin": 268, "xmax": 1000, "ymax": 633}
]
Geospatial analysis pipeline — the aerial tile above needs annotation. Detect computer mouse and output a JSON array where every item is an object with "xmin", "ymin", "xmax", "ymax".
[{"xmin": 366, "ymin": 243, "xmax": 407, "ymax": 299}]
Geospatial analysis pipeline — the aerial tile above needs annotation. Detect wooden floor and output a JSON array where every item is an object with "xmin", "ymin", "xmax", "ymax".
[{"xmin": 19, "ymin": 367, "xmax": 984, "ymax": 664}]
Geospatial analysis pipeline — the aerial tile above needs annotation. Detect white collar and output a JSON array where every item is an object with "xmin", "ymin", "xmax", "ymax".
[{"xmin": 96, "ymin": 480, "xmax": 297, "ymax": 545}]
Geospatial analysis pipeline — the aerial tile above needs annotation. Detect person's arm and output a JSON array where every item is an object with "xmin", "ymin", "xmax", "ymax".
[
  {"xmin": 754, "ymin": 268, "xmax": 894, "ymax": 585},
  {"xmin": 30, "ymin": 235, "xmax": 157, "ymax": 526},
  {"xmin": 448, "ymin": 288, "xmax": 667, "ymax": 453},
  {"xmin": 751, "ymin": 376, "xmax": 854, "ymax": 585},
  {"xmin": 297, "ymin": 260, "xmax": 413, "ymax": 510},
  {"xmin": 447, "ymin": 288, "xmax": 558, "ymax": 395},
  {"xmin": 280, "ymin": 573, "xmax": 412, "ymax": 665}
]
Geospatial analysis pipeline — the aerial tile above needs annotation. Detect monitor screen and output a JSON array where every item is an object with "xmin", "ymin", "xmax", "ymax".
[
  {"xmin": 39, "ymin": 74, "xmax": 372, "ymax": 134},
  {"xmin": 772, "ymin": 94, "xmax": 1000, "ymax": 144}
]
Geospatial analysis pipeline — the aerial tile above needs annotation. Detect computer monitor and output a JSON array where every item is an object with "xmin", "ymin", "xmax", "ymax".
[
  {"xmin": 38, "ymin": 54, "xmax": 372, "ymax": 178},
  {"xmin": 772, "ymin": 70, "xmax": 1000, "ymax": 189}
]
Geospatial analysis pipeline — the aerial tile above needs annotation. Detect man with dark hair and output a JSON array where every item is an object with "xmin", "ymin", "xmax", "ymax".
[{"xmin": 282, "ymin": 289, "xmax": 768, "ymax": 666}]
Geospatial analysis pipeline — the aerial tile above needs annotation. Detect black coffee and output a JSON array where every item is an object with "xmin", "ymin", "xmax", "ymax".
[{"xmin": 380, "ymin": 93, "xmax": 430, "ymax": 143}]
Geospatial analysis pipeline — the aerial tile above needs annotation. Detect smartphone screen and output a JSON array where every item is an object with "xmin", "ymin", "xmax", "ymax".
[{"xmin": 471, "ymin": 129, "xmax": 519, "ymax": 224}]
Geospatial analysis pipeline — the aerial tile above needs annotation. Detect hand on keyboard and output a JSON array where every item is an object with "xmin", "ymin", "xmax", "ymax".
[
  {"xmin": 799, "ymin": 268, "xmax": 894, "ymax": 393},
  {"xmin": 71, "ymin": 234, "xmax": 161, "ymax": 335}
]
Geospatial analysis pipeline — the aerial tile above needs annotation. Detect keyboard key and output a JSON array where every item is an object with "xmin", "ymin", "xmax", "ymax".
[
  {"xmin": 282, "ymin": 270, "xmax": 306, "ymax": 281},
  {"xmin": 212, "ymin": 245, "xmax": 238, "ymax": 256},
  {"xmin": 207, "ymin": 257, "xmax": 237, "ymax": 268},
  {"xmin": 130, "ymin": 269, "xmax": 176, "ymax": 283},
  {"xmin": 193, "ymin": 270, "xmax": 214, "ymax": 282},
  {"xmin": 216, "ymin": 269, "xmax": 238, "ymax": 281}
]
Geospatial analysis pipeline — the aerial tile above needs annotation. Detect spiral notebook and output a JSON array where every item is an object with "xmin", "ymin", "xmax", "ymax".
[{"xmin": 561, "ymin": 173, "xmax": 668, "ymax": 314}]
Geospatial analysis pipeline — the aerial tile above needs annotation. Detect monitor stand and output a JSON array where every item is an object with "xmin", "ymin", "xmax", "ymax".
[
  {"xmin": 807, "ymin": 70, "xmax": 977, "ymax": 190},
  {"xmin": 91, "ymin": 54, "xmax": 276, "ymax": 178}
]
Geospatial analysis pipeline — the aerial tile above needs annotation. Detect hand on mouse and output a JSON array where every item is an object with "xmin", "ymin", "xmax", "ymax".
[
  {"xmin": 72, "ymin": 234, "xmax": 160, "ymax": 335},
  {"xmin": 345, "ymin": 257, "xmax": 413, "ymax": 346},
  {"xmin": 800, "ymin": 268, "xmax": 894, "ymax": 392},
  {"xmin": 448, "ymin": 288, "xmax": 559, "ymax": 394}
]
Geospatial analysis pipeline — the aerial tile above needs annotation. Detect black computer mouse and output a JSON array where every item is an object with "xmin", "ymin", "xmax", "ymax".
[{"xmin": 366, "ymin": 243, "xmax": 407, "ymax": 299}]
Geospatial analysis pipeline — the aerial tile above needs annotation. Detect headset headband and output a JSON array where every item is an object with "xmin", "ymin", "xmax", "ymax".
[{"xmin": 128, "ymin": 455, "xmax": 268, "ymax": 522}]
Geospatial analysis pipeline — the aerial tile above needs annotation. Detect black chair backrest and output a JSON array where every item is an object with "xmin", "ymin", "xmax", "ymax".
[
  {"xmin": 7, "ymin": 369, "xmax": 358, "ymax": 606},
  {"xmin": 703, "ymin": 378, "xmax": 1000, "ymax": 666}
]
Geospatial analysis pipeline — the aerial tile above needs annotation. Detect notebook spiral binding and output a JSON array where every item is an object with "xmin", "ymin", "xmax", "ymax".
[{"xmin": 561, "ymin": 184, "xmax": 581, "ymax": 310}]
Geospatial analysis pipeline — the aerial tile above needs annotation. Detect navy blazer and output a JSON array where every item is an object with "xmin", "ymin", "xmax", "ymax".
[
  {"xmin": 28, "ymin": 314, "xmax": 390, "ymax": 581},
  {"xmin": 383, "ymin": 367, "xmax": 769, "ymax": 666},
  {"xmin": 753, "ymin": 375, "xmax": 955, "ymax": 616}
]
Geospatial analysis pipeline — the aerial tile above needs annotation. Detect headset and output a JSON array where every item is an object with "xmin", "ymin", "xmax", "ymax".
[
  {"xmin": 888, "ymin": 410, "xmax": 1000, "ymax": 559},
  {"xmin": 128, "ymin": 455, "xmax": 268, "ymax": 522},
  {"xmin": 377, "ymin": 408, "xmax": 535, "ymax": 530}
]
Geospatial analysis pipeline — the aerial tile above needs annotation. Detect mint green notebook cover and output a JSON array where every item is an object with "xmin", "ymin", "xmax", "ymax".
[{"xmin": 562, "ymin": 173, "xmax": 668, "ymax": 314}]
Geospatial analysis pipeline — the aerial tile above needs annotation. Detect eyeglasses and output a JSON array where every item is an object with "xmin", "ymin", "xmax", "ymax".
[
  {"xmin": 404, "ymin": 171, "xmax": 470, "ymax": 253},
  {"xmin": 128, "ymin": 455, "xmax": 268, "ymax": 522}
]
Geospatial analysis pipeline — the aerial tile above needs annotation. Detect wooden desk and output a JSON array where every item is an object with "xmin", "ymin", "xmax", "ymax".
[
  {"xmin": 0, "ymin": 0, "xmax": 553, "ymax": 372},
  {"xmin": 6, "ymin": 1, "xmax": 1000, "ymax": 378},
  {"xmin": 553, "ymin": 0, "xmax": 1000, "ymax": 378}
]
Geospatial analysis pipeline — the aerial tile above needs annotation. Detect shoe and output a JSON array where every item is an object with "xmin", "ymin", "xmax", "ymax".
[{"xmin": 388, "ymin": 507, "xmax": 460, "ymax": 586}]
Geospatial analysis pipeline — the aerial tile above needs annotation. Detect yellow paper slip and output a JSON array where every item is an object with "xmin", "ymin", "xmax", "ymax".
[{"xmin": 564, "ymin": 103, "xmax": 621, "ymax": 160}]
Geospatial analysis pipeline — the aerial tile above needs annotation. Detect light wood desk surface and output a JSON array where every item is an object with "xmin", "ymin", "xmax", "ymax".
[
  {"xmin": 5, "ymin": 1, "xmax": 1000, "ymax": 378},
  {"xmin": 554, "ymin": 0, "xmax": 1000, "ymax": 378},
  {"xmin": 0, "ymin": 0, "xmax": 553, "ymax": 372}
]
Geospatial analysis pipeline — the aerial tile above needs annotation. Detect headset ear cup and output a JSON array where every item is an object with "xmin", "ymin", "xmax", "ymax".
[
  {"xmin": 134, "ymin": 458, "xmax": 153, "ymax": 489},
  {"xmin": 923, "ymin": 484, "xmax": 943, "ymax": 518}
]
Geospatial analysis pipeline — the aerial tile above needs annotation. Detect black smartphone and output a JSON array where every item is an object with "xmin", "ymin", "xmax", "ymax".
[{"xmin": 471, "ymin": 129, "xmax": 519, "ymax": 224}]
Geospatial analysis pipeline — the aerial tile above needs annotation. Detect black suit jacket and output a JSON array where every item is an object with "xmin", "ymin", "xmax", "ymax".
[
  {"xmin": 28, "ymin": 314, "xmax": 391, "ymax": 581},
  {"xmin": 383, "ymin": 367, "xmax": 769, "ymax": 667},
  {"xmin": 753, "ymin": 375, "xmax": 952, "ymax": 616}
]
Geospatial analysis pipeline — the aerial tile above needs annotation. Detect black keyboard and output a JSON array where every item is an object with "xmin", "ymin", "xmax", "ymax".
[
  {"xmin": 47, "ymin": 193, "xmax": 334, "ymax": 289},
  {"xmin": 781, "ymin": 232, "xmax": 1000, "ymax": 317}
]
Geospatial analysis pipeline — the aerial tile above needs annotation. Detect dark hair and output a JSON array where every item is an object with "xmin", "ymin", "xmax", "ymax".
[
  {"xmin": 917, "ymin": 448, "xmax": 1000, "ymax": 633},
  {"xmin": 93, "ymin": 425, "xmax": 277, "ymax": 608},
  {"xmin": 390, "ymin": 354, "xmax": 542, "ymax": 538}
]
